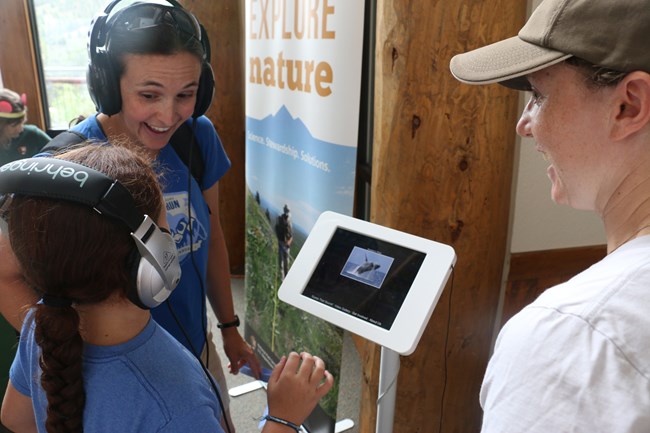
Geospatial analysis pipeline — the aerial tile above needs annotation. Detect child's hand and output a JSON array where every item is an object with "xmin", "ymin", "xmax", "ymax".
[{"xmin": 265, "ymin": 352, "xmax": 334, "ymax": 427}]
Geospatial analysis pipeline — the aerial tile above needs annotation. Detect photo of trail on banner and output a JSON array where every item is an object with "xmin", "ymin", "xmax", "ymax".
[{"xmin": 245, "ymin": 189, "xmax": 343, "ymax": 427}]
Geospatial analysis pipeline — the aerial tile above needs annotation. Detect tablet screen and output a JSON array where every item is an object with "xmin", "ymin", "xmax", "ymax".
[{"xmin": 302, "ymin": 227, "xmax": 426, "ymax": 330}]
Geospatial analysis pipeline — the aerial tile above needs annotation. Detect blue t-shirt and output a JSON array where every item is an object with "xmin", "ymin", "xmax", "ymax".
[
  {"xmin": 10, "ymin": 312, "xmax": 224, "ymax": 432},
  {"xmin": 69, "ymin": 115, "xmax": 231, "ymax": 354}
]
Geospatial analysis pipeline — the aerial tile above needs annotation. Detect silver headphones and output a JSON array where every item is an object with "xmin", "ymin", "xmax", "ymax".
[{"xmin": 0, "ymin": 157, "xmax": 181, "ymax": 309}]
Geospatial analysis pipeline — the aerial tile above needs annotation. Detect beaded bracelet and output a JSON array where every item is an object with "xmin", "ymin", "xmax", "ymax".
[{"xmin": 264, "ymin": 414, "xmax": 301, "ymax": 432}]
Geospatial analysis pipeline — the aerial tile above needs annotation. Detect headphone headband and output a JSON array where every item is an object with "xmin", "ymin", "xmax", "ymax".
[
  {"xmin": 0, "ymin": 157, "xmax": 181, "ymax": 307},
  {"xmin": 0, "ymin": 157, "xmax": 142, "ymax": 230},
  {"xmin": 99, "ymin": 0, "xmax": 204, "ymax": 52},
  {"xmin": 0, "ymin": 110, "xmax": 26, "ymax": 120}
]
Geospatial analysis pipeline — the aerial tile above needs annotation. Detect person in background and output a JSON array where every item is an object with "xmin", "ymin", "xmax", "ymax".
[
  {"xmin": 275, "ymin": 204, "xmax": 293, "ymax": 280},
  {"xmin": 449, "ymin": 0, "xmax": 650, "ymax": 431},
  {"xmin": 0, "ymin": 143, "xmax": 334, "ymax": 433},
  {"xmin": 0, "ymin": 88, "xmax": 50, "ymax": 166}
]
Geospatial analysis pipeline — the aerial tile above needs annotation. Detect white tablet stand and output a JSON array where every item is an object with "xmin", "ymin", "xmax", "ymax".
[{"xmin": 278, "ymin": 211, "xmax": 456, "ymax": 433}]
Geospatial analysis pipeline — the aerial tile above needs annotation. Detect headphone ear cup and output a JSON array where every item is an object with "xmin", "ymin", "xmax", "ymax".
[
  {"xmin": 127, "ymin": 248, "xmax": 172, "ymax": 310},
  {"xmin": 87, "ymin": 52, "xmax": 122, "ymax": 116},
  {"xmin": 135, "ymin": 259, "xmax": 172, "ymax": 309},
  {"xmin": 193, "ymin": 62, "xmax": 215, "ymax": 118},
  {"xmin": 126, "ymin": 248, "xmax": 149, "ymax": 310}
]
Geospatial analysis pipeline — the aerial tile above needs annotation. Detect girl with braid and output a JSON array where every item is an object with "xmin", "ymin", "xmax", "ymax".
[{"xmin": 0, "ymin": 144, "xmax": 333, "ymax": 432}]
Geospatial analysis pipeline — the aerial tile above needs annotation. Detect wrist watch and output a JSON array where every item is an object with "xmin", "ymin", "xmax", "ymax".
[{"xmin": 217, "ymin": 314, "xmax": 240, "ymax": 329}]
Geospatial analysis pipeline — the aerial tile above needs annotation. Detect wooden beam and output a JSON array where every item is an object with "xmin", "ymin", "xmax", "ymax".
[
  {"xmin": 502, "ymin": 245, "xmax": 607, "ymax": 326},
  {"xmin": 360, "ymin": 1, "xmax": 527, "ymax": 431},
  {"xmin": 0, "ymin": 0, "xmax": 46, "ymax": 130},
  {"xmin": 183, "ymin": 1, "xmax": 246, "ymax": 274}
]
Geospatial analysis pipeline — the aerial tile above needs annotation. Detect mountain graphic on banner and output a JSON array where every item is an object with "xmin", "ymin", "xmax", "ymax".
[
  {"xmin": 258, "ymin": 105, "xmax": 314, "ymax": 140},
  {"xmin": 246, "ymin": 106, "xmax": 357, "ymax": 230},
  {"xmin": 248, "ymin": 105, "xmax": 356, "ymax": 163},
  {"xmin": 246, "ymin": 105, "xmax": 357, "ymax": 225}
]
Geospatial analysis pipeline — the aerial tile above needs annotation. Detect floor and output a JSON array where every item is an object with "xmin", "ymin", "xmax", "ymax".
[{"xmin": 210, "ymin": 276, "xmax": 362, "ymax": 433}]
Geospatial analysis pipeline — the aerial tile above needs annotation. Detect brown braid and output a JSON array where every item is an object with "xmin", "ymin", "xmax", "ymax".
[{"xmin": 34, "ymin": 305, "xmax": 84, "ymax": 433}]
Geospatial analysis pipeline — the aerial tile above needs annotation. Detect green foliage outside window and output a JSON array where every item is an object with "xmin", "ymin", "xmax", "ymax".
[{"xmin": 32, "ymin": 0, "xmax": 115, "ymax": 129}]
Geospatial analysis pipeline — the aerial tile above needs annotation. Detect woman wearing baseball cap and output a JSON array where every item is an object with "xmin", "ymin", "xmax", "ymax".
[{"xmin": 451, "ymin": 0, "xmax": 650, "ymax": 431}]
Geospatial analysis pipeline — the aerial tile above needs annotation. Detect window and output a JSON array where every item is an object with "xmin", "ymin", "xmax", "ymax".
[{"xmin": 30, "ymin": 0, "xmax": 108, "ymax": 131}]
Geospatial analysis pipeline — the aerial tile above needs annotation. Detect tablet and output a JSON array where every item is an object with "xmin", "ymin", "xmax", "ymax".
[{"xmin": 278, "ymin": 211, "xmax": 456, "ymax": 355}]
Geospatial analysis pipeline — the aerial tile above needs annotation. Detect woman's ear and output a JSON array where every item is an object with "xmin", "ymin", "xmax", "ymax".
[{"xmin": 611, "ymin": 71, "xmax": 650, "ymax": 141}]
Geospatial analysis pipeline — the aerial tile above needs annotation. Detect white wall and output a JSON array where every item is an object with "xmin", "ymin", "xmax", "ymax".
[
  {"xmin": 508, "ymin": 1, "xmax": 606, "ymax": 253},
  {"xmin": 509, "ymin": 111, "xmax": 605, "ymax": 252}
]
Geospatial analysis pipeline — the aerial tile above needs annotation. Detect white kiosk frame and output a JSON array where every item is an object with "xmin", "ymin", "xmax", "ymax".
[{"xmin": 278, "ymin": 211, "xmax": 456, "ymax": 433}]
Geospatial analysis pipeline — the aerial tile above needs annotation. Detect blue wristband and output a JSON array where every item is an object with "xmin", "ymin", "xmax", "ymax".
[
  {"xmin": 264, "ymin": 414, "xmax": 301, "ymax": 432},
  {"xmin": 240, "ymin": 364, "xmax": 272, "ymax": 382}
]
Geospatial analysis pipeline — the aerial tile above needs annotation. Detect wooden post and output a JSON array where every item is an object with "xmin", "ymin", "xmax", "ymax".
[
  {"xmin": 358, "ymin": 1, "xmax": 527, "ymax": 432},
  {"xmin": 0, "ymin": 0, "xmax": 47, "ymax": 131},
  {"xmin": 184, "ymin": 1, "xmax": 246, "ymax": 274}
]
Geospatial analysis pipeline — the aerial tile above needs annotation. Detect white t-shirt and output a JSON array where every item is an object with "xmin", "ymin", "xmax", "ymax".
[{"xmin": 481, "ymin": 236, "xmax": 650, "ymax": 433}]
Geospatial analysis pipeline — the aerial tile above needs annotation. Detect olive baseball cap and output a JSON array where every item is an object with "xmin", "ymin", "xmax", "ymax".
[{"xmin": 449, "ymin": 0, "xmax": 649, "ymax": 89}]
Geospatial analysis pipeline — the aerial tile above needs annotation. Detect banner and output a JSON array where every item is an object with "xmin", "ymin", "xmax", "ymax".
[{"xmin": 244, "ymin": 1, "xmax": 365, "ymax": 431}]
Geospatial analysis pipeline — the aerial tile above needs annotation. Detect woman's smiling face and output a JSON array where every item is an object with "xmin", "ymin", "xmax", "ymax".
[
  {"xmin": 516, "ymin": 62, "xmax": 617, "ymax": 212},
  {"xmin": 117, "ymin": 51, "xmax": 202, "ymax": 151}
]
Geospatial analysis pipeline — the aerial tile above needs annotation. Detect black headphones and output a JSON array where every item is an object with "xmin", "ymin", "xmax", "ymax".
[
  {"xmin": 0, "ymin": 157, "xmax": 182, "ymax": 309},
  {"xmin": 87, "ymin": 0, "xmax": 214, "ymax": 118}
]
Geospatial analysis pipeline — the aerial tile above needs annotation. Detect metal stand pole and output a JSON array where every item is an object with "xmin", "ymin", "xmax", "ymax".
[{"xmin": 376, "ymin": 346, "xmax": 400, "ymax": 433}]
